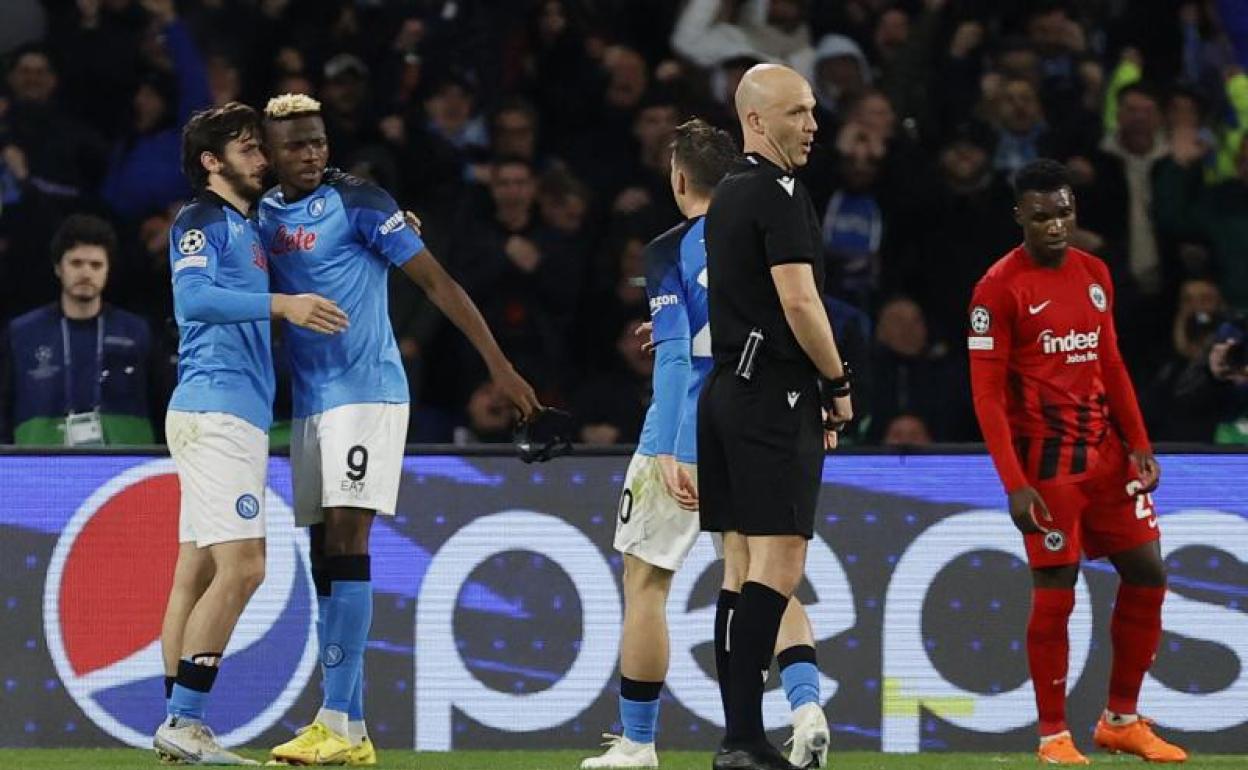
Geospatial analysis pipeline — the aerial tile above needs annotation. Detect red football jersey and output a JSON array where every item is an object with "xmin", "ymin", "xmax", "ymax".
[{"xmin": 968, "ymin": 246, "xmax": 1150, "ymax": 490}]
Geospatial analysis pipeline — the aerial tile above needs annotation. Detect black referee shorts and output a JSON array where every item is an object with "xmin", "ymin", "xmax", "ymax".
[{"xmin": 697, "ymin": 358, "xmax": 824, "ymax": 538}]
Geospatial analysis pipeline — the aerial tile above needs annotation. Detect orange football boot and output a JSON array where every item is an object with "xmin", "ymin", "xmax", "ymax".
[
  {"xmin": 1037, "ymin": 732, "xmax": 1091, "ymax": 765},
  {"xmin": 1094, "ymin": 716, "xmax": 1188, "ymax": 763}
]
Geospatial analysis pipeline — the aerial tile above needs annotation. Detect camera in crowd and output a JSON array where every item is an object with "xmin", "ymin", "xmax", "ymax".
[{"xmin": 1199, "ymin": 311, "xmax": 1248, "ymax": 377}]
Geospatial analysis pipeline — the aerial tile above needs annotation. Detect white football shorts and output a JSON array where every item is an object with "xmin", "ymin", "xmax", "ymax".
[
  {"xmin": 613, "ymin": 452, "xmax": 703, "ymax": 572},
  {"xmin": 166, "ymin": 410, "xmax": 269, "ymax": 547}
]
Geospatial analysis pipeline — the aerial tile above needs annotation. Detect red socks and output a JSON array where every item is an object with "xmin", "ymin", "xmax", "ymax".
[
  {"xmin": 1108, "ymin": 584, "xmax": 1166, "ymax": 715},
  {"xmin": 1027, "ymin": 588, "xmax": 1075, "ymax": 736}
]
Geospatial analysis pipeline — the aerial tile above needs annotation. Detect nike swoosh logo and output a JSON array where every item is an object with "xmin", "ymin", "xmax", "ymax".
[
  {"xmin": 1028, "ymin": 300, "xmax": 1052, "ymax": 315},
  {"xmin": 777, "ymin": 177, "xmax": 796, "ymax": 196}
]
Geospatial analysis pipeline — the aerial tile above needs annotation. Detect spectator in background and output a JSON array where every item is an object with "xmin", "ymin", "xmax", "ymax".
[
  {"xmin": 453, "ymin": 380, "xmax": 517, "ymax": 444},
  {"xmin": 572, "ymin": 316, "xmax": 652, "ymax": 445},
  {"xmin": 912, "ymin": 122, "xmax": 1017, "ymax": 344},
  {"xmin": 1, "ymin": 43, "xmax": 108, "ymax": 317},
  {"xmin": 100, "ymin": 0, "xmax": 211, "ymax": 221},
  {"xmin": 318, "ymin": 53, "xmax": 381, "ymax": 170},
  {"xmin": 448, "ymin": 156, "xmax": 575, "ymax": 401},
  {"xmin": 882, "ymin": 413, "xmax": 932, "ymax": 446},
  {"xmin": 867, "ymin": 296, "xmax": 970, "ymax": 442},
  {"xmin": 1154, "ymin": 131, "xmax": 1248, "ymax": 308},
  {"xmin": 990, "ymin": 77, "xmax": 1057, "ymax": 178},
  {"xmin": 2, "ymin": 43, "xmax": 107, "ymax": 203},
  {"xmin": 1144, "ymin": 278, "xmax": 1228, "ymax": 441},
  {"xmin": 809, "ymin": 33, "xmax": 871, "ymax": 126},
  {"xmin": 0, "ymin": 214, "xmax": 156, "ymax": 445},
  {"xmin": 671, "ymin": 0, "xmax": 814, "ymax": 74}
]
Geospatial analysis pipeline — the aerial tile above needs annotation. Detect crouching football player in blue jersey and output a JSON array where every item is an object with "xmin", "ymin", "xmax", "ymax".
[
  {"xmin": 581, "ymin": 119, "xmax": 831, "ymax": 770},
  {"xmin": 259, "ymin": 94, "xmax": 541, "ymax": 766},
  {"xmin": 154, "ymin": 103, "xmax": 348, "ymax": 765}
]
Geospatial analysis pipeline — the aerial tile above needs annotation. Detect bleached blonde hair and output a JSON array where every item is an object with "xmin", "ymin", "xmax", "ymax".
[{"xmin": 264, "ymin": 93, "xmax": 322, "ymax": 120}]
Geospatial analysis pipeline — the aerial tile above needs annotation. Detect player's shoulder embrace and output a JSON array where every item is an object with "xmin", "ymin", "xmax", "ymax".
[{"xmin": 323, "ymin": 167, "xmax": 396, "ymax": 211}]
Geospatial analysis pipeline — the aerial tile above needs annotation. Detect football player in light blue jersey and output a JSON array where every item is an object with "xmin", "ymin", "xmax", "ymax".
[
  {"xmin": 583, "ymin": 120, "xmax": 830, "ymax": 770},
  {"xmin": 155, "ymin": 103, "xmax": 347, "ymax": 766},
  {"xmin": 259, "ymin": 94, "xmax": 540, "ymax": 767}
]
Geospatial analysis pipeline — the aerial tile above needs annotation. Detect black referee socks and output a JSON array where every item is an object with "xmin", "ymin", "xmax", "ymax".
[
  {"xmin": 725, "ymin": 581, "xmax": 788, "ymax": 745},
  {"xmin": 713, "ymin": 589, "xmax": 739, "ymax": 721}
]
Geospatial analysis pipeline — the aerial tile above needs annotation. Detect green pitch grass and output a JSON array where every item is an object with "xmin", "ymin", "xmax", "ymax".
[{"xmin": 0, "ymin": 750, "xmax": 1244, "ymax": 770}]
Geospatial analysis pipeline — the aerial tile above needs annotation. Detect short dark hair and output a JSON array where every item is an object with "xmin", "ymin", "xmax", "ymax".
[
  {"xmin": 50, "ymin": 214, "xmax": 118, "ymax": 265},
  {"xmin": 1117, "ymin": 81, "xmax": 1160, "ymax": 107},
  {"xmin": 671, "ymin": 118, "xmax": 738, "ymax": 194},
  {"xmin": 7, "ymin": 43, "xmax": 54, "ymax": 74},
  {"xmin": 1013, "ymin": 158, "xmax": 1072, "ymax": 200},
  {"xmin": 180, "ymin": 102, "xmax": 263, "ymax": 191}
]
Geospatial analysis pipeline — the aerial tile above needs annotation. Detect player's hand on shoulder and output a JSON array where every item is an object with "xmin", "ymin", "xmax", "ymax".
[
  {"xmin": 656, "ymin": 454, "xmax": 698, "ymax": 511},
  {"xmin": 273, "ymin": 293, "xmax": 349, "ymax": 335},
  {"xmin": 1007, "ymin": 486, "xmax": 1052, "ymax": 535},
  {"xmin": 491, "ymin": 363, "xmax": 542, "ymax": 419},
  {"xmin": 635, "ymin": 321, "xmax": 656, "ymax": 355},
  {"xmin": 403, "ymin": 210, "xmax": 422, "ymax": 236}
]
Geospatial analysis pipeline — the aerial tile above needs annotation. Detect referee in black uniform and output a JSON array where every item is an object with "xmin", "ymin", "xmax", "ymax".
[{"xmin": 700, "ymin": 63, "xmax": 852, "ymax": 770}]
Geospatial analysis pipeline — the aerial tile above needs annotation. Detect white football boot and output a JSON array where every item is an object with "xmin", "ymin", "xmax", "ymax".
[
  {"xmin": 154, "ymin": 716, "xmax": 258, "ymax": 765},
  {"xmin": 786, "ymin": 702, "xmax": 830, "ymax": 768},
  {"xmin": 580, "ymin": 733, "xmax": 660, "ymax": 769}
]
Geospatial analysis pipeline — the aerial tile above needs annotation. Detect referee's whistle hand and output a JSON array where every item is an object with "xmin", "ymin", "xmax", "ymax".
[{"xmin": 634, "ymin": 321, "xmax": 656, "ymax": 354}]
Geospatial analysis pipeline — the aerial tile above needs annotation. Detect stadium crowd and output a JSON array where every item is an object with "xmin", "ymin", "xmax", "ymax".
[{"xmin": 1, "ymin": 0, "xmax": 1247, "ymax": 447}]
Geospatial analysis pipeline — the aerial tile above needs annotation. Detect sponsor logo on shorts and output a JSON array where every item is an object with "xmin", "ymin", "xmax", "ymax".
[
  {"xmin": 323, "ymin": 643, "xmax": 344, "ymax": 668},
  {"xmin": 1043, "ymin": 530, "xmax": 1067, "ymax": 552},
  {"xmin": 236, "ymin": 493, "xmax": 260, "ymax": 520}
]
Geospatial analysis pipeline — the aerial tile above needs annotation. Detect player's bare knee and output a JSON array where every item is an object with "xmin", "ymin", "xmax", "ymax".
[
  {"xmin": 322, "ymin": 507, "xmax": 373, "ymax": 556},
  {"xmin": 231, "ymin": 555, "xmax": 266, "ymax": 597},
  {"xmin": 1031, "ymin": 563, "xmax": 1079, "ymax": 590},
  {"xmin": 623, "ymin": 555, "xmax": 673, "ymax": 601}
]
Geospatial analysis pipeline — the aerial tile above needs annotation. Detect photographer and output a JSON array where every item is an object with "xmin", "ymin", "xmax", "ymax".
[{"xmin": 1204, "ymin": 320, "xmax": 1248, "ymax": 443}]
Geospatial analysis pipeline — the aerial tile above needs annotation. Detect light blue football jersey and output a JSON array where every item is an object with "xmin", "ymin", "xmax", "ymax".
[
  {"xmin": 257, "ymin": 169, "xmax": 425, "ymax": 418},
  {"xmin": 637, "ymin": 216, "xmax": 712, "ymax": 463},
  {"xmin": 167, "ymin": 191, "xmax": 275, "ymax": 431}
]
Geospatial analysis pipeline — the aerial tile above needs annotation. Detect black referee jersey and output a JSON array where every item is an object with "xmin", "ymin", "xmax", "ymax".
[{"xmin": 704, "ymin": 152, "xmax": 825, "ymax": 368}]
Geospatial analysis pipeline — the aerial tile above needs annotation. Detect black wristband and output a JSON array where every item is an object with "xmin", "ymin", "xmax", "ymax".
[{"xmin": 824, "ymin": 362, "xmax": 853, "ymax": 397}]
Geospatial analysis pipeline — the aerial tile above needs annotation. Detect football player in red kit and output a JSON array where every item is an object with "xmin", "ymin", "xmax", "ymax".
[{"xmin": 968, "ymin": 159, "xmax": 1187, "ymax": 765}]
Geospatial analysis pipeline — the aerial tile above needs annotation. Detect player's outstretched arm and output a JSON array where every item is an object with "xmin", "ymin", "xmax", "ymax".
[
  {"xmin": 271, "ymin": 294, "xmax": 349, "ymax": 335},
  {"xmin": 401, "ymin": 249, "xmax": 541, "ymax": 418}
]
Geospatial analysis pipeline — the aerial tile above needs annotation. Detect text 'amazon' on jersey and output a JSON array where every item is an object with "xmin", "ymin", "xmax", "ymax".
[
  {"xmin": 637, "ymin": 216, "xmax": 712, "ymax": 463},
  {"xmin": 968, "ymin": 246, "xmax": 1121, "ymax": 482},
  {"xmin": 258, "ymin": 169, "xmax": 425, "ymax": 418},
  {"xmin": 167, "ymin": 192, "xmax": 275, "ymax": 431}
]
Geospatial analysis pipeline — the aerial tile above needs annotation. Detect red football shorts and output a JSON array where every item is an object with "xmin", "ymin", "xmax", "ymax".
[{"xmin": 1025, "ymin": 435, "xmax": 1161, "ymax": 567}]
